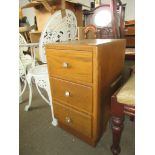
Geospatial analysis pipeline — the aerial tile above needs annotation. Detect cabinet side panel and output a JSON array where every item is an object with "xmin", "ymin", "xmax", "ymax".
[
  {"xmin": 92, "ymin": 47, "xmax": 100, "ymax": 143},
  {"xmin": 99, "ymin": 40, "xmax": 125, "ymax": 87},
  {"xmin": 98, "ymin": 40, "xmax": 126, "ymax": 135}
]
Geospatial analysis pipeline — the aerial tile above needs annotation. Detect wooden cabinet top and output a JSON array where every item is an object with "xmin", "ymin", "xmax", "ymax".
[{"xmin": 45, "ymin": 39, "xmax": 126, "ymax": 50}]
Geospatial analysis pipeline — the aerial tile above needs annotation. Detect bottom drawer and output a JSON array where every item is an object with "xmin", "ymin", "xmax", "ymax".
[{"xmin": 53, "ymin": 101, "xmax": 92, "ymax": 138}]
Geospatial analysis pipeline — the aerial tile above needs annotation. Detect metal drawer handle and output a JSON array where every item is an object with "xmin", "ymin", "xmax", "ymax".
[
  {"xmin": 65, "ymin": 117, "xmax": 71, "ymax": 123},
  {"xmin": 63, "ymin": 62, "xmax": 69, "ymax": 68},
  {"xmin": 64, "ymin": 91, "xmax": 70, "ymax": 97}
]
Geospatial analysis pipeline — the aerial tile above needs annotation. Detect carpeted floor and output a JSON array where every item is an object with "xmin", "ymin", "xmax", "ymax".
[
  {"xmin": 19, "ymin": 61, "xmax": 135, "ymax": 155},
  {"xmin": 19, "ymin": 87, "xmax": 135, "ymax": 155}
]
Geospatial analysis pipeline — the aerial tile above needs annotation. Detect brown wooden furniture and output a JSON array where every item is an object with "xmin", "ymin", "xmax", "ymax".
[
  {"xmin": 111, "ymin": 72, "xmax": 135, "ymax": 155},
  {"xmin": 19, "ymin": 25, "xmax": 36, "ymax": 43},
  {"xmin": 19, "ymin": 26, "xmax": 31, "ymax": 43},
  {"xmin": 45, "ymin": 39, "xmax": 126, "ymax": 146},
  {"xmin": 84, "ymin": 24, "xmax": 97, "ymax": 39},
  {"xmin": 125, "ymin": 20, "xmax": 135, "ymax": 47},
  {"xmin": 76, "ymin": 25, "xmax": 97, "ymax": 40},
  {"xmin": 83, "ymin": 0, "xmax": 126, "ymax": 39},
  {"xmin": 124, "ymin": 20, "xmax": 135, "ymax": 60}
]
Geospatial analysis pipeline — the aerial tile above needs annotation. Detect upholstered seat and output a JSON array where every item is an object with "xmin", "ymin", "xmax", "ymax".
[
  {"xmin": 116, "ymin": 73, "xmax": 135, "ymax": 106},
  {"xmin": 111, "ymin": 71, "xmax": 135, "ymax": 155}
]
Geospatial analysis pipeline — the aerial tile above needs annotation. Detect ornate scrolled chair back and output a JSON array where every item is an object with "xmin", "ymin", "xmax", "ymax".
[{"xmin": 39, "ymin": 9, "xmax": 77, "ymax": 63}]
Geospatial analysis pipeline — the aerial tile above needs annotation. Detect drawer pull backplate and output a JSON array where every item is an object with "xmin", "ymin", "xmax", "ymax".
[
  {"xmin": 65, "ymin": 117, "xmax": 71, "ymax": 123},
  {"xmin": 64, "ymin": 91, "xmax": 70, "ymax": 97},
  {"xmin": 63, "ymin": 62, "xmax": 69, "ymax": 68}
]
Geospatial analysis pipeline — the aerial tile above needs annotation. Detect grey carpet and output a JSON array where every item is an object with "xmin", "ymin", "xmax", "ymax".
[
  {"xmin": 20, "ymin": 86, "xmax": 134, "ymax": 155},
  {"xmin": 20, "ymin": 60, "xmax": 135, "ymax": 155}
]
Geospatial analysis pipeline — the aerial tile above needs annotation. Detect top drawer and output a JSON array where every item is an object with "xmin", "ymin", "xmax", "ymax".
[{"xmin": 46, "ymin": 49, "xmax": 93, "ymax": 84}]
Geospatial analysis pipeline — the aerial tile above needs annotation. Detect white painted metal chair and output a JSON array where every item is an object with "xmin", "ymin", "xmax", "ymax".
[
  {"xmin": 19, "ymin": 34, "xmax": 34, "ymax": 101},
  {"xmin": 19, "ymin": 9, "xmax": 77, "ymax": 126},
  {"xmin": 19, "ymin": 58, "xmax": 27, "ymax": 103}
]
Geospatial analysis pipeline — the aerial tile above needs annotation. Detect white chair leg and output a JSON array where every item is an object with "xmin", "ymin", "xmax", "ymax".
[
  {"xmin": 25, "ymin": 75, "xmax": 32, "ymax": 112},
  {"xmin": 35, "ymin": 82, "xmax": 50, "ymax": 105},
  {"xmin": 46, "ymin": 85, "xmax": 58, "ymax": 126},
  {"xmin": 19, "ymin": 80, "xmax": 22, "ymax": 104},
  {"xmin": 19, "ymin": 79, "xmax": 27, "ymax": 98}
]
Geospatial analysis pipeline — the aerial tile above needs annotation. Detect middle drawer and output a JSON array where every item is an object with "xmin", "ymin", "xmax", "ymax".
[{"xmin": 50, "ymin": 78, "xmax": 93, "ymax": 113}]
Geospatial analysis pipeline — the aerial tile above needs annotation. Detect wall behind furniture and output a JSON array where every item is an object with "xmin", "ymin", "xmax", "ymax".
[
  {"xmin": 19, "ymin": 0, "xmax": 135, "ymax": 26},
  {"xmin": 101, "ymin": 0, "xmax": 135, "ymax": 20},
  {"xmin": 19, "ymin": 0, "xmax": 35, "ymax": 26},
  {"xmin": 19, "ymin": 0, "xmax": 94, "ymax": 26}
]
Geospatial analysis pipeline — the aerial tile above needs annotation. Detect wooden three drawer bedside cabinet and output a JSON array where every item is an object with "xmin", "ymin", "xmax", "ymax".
[{"xmin": 45, "ymin": 39, "xmax": 126, "ymax": 146}]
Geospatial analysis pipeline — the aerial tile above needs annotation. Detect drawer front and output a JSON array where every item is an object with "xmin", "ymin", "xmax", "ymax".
[
  {"xmin": 46, "ymin": 49, "xmax": 93, "ymax": 83},
  {"xmin": 125, "ymin": 26, "xmax": 135, "ymax": 36},
  {"xmin": 51, "ymin": 78, "xmax": 93, "ymax": 113},
  {"xmin": 126, "ymin": 37, "xmax": 135, "ymax": 47},
  {"xmin": 53, "ymin": 102, "xmax": 92, "ymax": 138}
]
